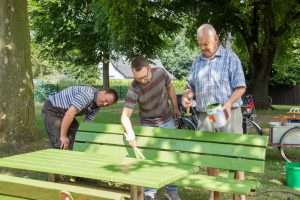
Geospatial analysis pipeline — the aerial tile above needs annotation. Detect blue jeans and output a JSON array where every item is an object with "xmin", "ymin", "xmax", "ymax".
[{"xmin": 143, "ymin": 119, "xmax": 179, "ymax": 198}]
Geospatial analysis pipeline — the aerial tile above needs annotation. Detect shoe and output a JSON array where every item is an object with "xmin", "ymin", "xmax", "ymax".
[
  {"xmin": 164, "ymin": 191, "xmax": 181, "ymax": 200},
  {"xmin": 144, "ymin": 195, "xmax": 154, "ymax": 200}
]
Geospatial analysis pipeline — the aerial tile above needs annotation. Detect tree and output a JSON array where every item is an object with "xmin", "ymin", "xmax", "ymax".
[
  {"xmin": 159, "ymin": 29, "xmax": 199, "ymax": 79},
  {"xmin": 0, "ymin": 0, "xmax": 37, "ymax": 145},
  {"xmin": 100, "ymin": 0, "xmax": 182, "ymax": 59},
  {"xmin": 103, "ymin": 0, "xmax": 300, "ymax": 109},
  {"xmin": 29, "ymin": 0, "xmax": 112, "ymax": 87}
]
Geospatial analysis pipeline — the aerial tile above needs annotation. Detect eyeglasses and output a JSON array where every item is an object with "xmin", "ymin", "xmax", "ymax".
[{"xmin": 134, "ymin": 68, "xmax": 151, "ymax": 82}]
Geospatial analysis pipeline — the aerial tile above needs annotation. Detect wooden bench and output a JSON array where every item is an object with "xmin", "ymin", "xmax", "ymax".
[
  {"xmin": 73, "ymin": 122, "xmax": 268, "ymax": 197},
  {"xmin": 0, "ymin": 174, "xmax": 125, "ymax": 200}
]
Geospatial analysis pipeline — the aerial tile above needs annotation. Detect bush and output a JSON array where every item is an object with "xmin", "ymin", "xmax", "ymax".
[{"xmin": 34, "ymin": 82, "xmax": 59, "ymax": 102}]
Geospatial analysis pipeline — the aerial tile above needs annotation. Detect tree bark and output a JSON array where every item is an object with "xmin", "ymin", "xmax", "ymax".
[
  {"xmin": 102, "ymin": 51, "xmax": 110, "ymax": 88},
  {"xmin": 250, "ymin": 44, "xmax": 276, "ymax": 109},
  {"xmin": 0, "ymin": 0, "xmax": 37, "ymax": 145}
]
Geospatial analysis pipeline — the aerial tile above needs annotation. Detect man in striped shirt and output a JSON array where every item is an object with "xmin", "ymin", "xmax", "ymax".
[
  {"xmin": 121, "ymin": 56, "xmax": 180, "ymax": 200},
  {"xmin": 182, "ymin": 24, "xmax": 246, "ymax": 200},
  {"xmin": 42, "ymin": 86, "xmax": 118, "ymax": 150}
]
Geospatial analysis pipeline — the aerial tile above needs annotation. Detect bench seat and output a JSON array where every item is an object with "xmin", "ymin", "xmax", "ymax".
[
  {"xmin": 174, "ymin": 174, "xmax": 259, "ymax": 195},
  {"xmin": 0, "ymin": 174, "xmax": 125, "ymax": 200}
]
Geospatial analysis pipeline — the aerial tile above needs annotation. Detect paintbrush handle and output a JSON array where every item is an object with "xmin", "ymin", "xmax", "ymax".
[
  {"xmin": 134, "ymin": 147, "xmax": 145, "ymax": 160},
  {"xmin": 124, "ymin": 132, "xmax": 146, "ymax": 159}
]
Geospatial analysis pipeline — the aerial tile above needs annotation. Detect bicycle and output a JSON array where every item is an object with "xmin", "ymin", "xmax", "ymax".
[
  {"xmin": 242, "ymin": 93, "xmax": 272, "ymax": 108},
  {"xmin": 241, "ymin": 103, "xmax": 264, "ymax": 135},
  {"xmin": 241, "ymin": 94, "xmax": 264, "ymax": 135},
  {"xmin": 177, "ymin": 94, "xmax": 264, "ymax": 135}
]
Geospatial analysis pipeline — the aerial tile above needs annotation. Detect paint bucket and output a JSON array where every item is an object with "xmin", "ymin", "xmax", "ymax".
[
  {"xmin": 206, "ymin": 103, "xmax": 227, "ymax": 128},
  {"xmin": 286, "ymin": 162, "xmax": 300, "ymax": 189}
]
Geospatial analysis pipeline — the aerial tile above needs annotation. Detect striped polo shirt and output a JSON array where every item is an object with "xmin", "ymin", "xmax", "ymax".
[
  {"xmin": 124, "ymin": 67, "xmax": 173, "ymax": 125},
  {"xmin": 186, "ymin": 45, "xmax": 246, "ymax": 112},
  {"xmin": 49, "ymin": 86, "xmax": 100, "ymax": 122}
]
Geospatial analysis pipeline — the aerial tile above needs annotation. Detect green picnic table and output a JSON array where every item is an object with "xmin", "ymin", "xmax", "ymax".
[{"xmin": 0, "ymin": 149, "xmax": 196, "ymax": 200}]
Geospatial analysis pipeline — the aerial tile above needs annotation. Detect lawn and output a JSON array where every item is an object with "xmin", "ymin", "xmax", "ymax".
[{"xmin": 1, "ymin": 101, "xmax": 300, "ymax": 200}]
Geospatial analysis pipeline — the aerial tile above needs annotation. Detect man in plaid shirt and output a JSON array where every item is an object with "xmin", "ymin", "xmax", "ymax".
[{"xmin": 182, "ymin": 24, "xmax": 246, "ymax": 200}]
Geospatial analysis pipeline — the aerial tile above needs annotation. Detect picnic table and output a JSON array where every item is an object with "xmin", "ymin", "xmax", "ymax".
[{"xmin": 0, "ymin": 149, "xmax": 197, "ymax": 200}]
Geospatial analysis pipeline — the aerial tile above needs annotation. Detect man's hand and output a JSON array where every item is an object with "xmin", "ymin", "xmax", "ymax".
[
  {"xmin": 173, "ymin": 107, "xmax": 180, "ymax": 119},
  {"xmin": 125, "ymin": 130, "xmax": 136, "ymax": 147},
  {"xmin": 60, "ymin": 136, "xmax": 70, "ymax": 150},
  {"xmin": 128, "ymin": 139, "xmax": 136, "ymax": 148},
  {"xmin": 223, "ymin": 102, "xmax": 232, "ymax": 121}
]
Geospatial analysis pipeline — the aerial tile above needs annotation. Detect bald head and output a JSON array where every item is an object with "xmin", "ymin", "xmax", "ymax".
[{"xmin": 196, "ymin": 24, "xmax": 219, "ymax": 59}]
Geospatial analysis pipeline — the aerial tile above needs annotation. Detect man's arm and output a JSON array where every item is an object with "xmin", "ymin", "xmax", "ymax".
[
  {"xmin": 223, "ymin": 87, "xmax": 246, "ymax": 119},
  {"xmin": 60, "ymin": 105, "xmax": 79, "ymax": 149},
  {"xmin": 166, "ymin": 82, "xmax": 180, "ymax": 118},
  {"xmin": 121, "ymin": 107, "xmax": 136, "ymax": 147}
]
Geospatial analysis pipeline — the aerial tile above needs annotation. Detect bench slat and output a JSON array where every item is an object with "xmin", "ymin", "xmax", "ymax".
[
  {"xmin": 73, "ymin": 143, "xmax": 265, "ymax": 173},
  {"xmin": 78, "ymin": 123, "xmax": 269, "ymax": 147},
  {"xmin": 75, "ymin": 131, "xmax": 267, "ymax": 160},
  {"xmin": 0, "ymin": 194, "xmax": 28, "ymax": 200},
  {"xmin": 174, "ymin": 174, "xmax": 259, "ymax": 195},
  {"xmin": 0, "ymin": 174, "xmax": 125, "ymax": 200}
]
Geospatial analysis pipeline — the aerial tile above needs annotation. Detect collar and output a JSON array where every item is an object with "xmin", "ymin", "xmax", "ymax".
[
  {"xmin": 93, "ymin": 90, "xmax": 99, "ymax": 108},
  {"xmin": 200, "ymin": 44, "xmax": 224, "ymax": 60}
]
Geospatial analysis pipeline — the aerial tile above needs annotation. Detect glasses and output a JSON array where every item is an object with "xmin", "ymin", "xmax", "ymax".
[{"xmin": 134, "ymin": 68, "xmax": 151, "ymax": 82}]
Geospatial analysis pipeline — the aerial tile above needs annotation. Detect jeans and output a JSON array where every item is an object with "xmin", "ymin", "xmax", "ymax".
[{"xmin": 143, "ymin": 119, "xmax": 179, "ymax": 198}]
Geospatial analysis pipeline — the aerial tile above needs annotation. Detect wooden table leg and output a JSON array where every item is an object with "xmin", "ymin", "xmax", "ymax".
[
  {"xmin": 48, "ymin": 173, "xmax": 57, "ymax": 182},
  {"xmin": 130, "ymin": 185, "xmax": 144, "ymax": 200}
]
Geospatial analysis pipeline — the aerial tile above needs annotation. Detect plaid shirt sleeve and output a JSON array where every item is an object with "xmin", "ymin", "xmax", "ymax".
[
  {"xmin": 229, "ymin": 53, "xmax": 246, "ymax": 89},
  {"xmin": 186, "ymin": 60, "xmax": 196, "ymax": 92}
]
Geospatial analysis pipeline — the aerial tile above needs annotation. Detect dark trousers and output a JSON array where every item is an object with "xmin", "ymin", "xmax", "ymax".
[{"xmin": 42, "ymin": 100, "xmax": 79, "ymax": 149}]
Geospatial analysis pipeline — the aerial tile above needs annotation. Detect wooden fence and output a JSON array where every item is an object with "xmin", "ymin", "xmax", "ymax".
[{"xmin": 269, "ymin": 85, "xmax": 300, "ymax": 105}]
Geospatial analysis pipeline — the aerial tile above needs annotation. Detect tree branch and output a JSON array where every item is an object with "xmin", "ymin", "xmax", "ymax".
[
  {"xmin": 275, "ymin": 4, "xmax": 300, "ymax": 37},
  {"xmin": 233, "ymin": 15, "xmax": 251, "ymax": 51}
]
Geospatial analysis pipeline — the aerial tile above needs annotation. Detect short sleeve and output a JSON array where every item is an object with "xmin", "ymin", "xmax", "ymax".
[
  {"xmin": 229, "ymin": 53, "xmax": 246, "ymax": 89},
  {"xmin": 124, "ymin": 85, "xmax": 138, "ymax": 109}
]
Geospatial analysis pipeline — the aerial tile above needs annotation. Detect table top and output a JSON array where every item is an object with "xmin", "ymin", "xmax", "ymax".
[{"xmin": 0, "ymin": 149, "xmax": 196, "ymax": 188}]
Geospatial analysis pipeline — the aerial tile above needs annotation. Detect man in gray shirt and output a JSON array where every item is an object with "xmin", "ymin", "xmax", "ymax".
[{"xmin": 42, "ymin": 86, "xmax": 118, "ymax": 150}]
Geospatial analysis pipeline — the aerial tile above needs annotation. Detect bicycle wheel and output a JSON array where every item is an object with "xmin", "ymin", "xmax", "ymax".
[
  {"xmin": 178, "ymin": 117, "xmax": 197, "ymax": 130},
  {"xmin": 279, "ymin": 127, "xmax": 300, "ymax": 162},
  {"xmin": 267, "ymin": 95, "xmax": 272, "ymax": 107},
  {"xmin": 245, "ymin": 119, "xmax": 263, "ymax": 135}
]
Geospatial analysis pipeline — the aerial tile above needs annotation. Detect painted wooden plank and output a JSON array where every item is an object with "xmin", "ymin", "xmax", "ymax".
[
  {"xmin": 173, "ymin": 174, "xmax": 257, "ymax": 195},
  {"xmin": 0, "ymin": 174, "xmax": 125, "ymax": 200},
  {"xmin": 0, "ymin": 149, "xmax": 196, "ymax": 189},
  {"xmin": 77, "ymin": 122, "xmax": 269, "ymax": 147},
  {"xmin": 73, "ymin": 143, "xmax": 265, "ymax": 173},
  {"xmin": 74, "ymin": 132, "xmax": 267, "ymax": 160},
  {"xmin": 0, "ymin": 194, "xmax": 28, "ymax": 200}
]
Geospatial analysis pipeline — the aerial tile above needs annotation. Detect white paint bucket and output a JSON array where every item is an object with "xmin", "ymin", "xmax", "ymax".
[{"xmin": 206, "ymin": 103, "xmax": 227, "ymax": 128}]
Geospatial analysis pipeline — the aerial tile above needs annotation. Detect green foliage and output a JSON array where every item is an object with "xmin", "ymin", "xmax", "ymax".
[
  {"xmin": 31, "ymin": 42, "xmax": 99, "ymax": 84},
  {"xmin": 100, "ymin": 0, "xmax": 182, "ymax": 59},
  {"xmin": 29, "ymin": 0, "xmax": 111, "ymax": 84},
  {"xmin": 159, "ymin": 29, "xmax": 199, "ymax": 79},
  {"xmin": 34, "ymin": 82, "xmax": 59, "ymax": 102},
  {"xmin": 269, "ymin": 28, "xmax": 300, "ymax": 87},
  {"xmin": 173, "ymin": 79, "xmax": 186, "ymax": 93}
]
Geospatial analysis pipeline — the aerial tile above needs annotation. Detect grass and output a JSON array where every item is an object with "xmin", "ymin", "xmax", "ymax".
[{"xmin": 1, "ymin": 102, "xmax": 300, "ymax": 200}]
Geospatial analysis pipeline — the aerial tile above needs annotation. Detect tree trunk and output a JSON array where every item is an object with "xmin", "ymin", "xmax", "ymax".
[
  {"xmin": 0, "ymin": 0, "xmax": 37, "ymax": 145},
  {"xmin": 102, "ymin": 52, "xmax": 110, "ymax": 88},
  {"xmin": 250, "ymin": 46, "xmax": 276, "ymax": 109}
]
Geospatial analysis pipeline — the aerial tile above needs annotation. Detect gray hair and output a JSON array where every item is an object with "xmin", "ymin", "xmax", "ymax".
[{"xmin": 197, "ymin": 24, "xmax": 217, "ymax": 38}]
